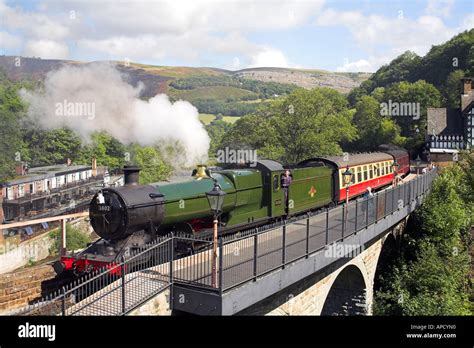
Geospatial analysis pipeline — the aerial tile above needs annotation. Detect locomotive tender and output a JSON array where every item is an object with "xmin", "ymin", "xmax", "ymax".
[{"xmin": 56, "ymin": 147, "xmax": 409, "ymax": 274}]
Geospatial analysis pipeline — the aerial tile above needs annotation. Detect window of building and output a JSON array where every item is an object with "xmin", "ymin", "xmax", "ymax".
[{"xmin": 18, "ymin": 184, "xmax": 25, "ymax": 197}]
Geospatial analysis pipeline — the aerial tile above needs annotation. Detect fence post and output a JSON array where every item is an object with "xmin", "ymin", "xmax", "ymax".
[
  {"xmin": 365, "ymin": 198, "xmax": 369, "ymax": 228},
  {"xmin": 253, "ymin": 233, "xmax": 258, "ymax": 280},
  {"xmin": 325, "ymin": 208, "xmax": 329, "ymax": 244},
  {"xmin": 60, "ymin": 218, "xmax": 67, "ymax": 257},
  {"xmin": 354, "ymin": 201, "xmax": 358, "ymax": 232},
  {"xmin": 121, "ymin": 256, "xmax": 126, "ymax": 315},
  {"xmin": 282, "ymin": 223, "xmax": 286, "ymax": 269},
  {"xmin": 392, "ymin": 186, "xmax": 396, "ymax": 214},
  {"xmin": 306, "ymin": 217, "xmax": 309, "ymax": 257},
  {"xmin": 169, "ymin": 234, "xmax": 174, "ymax": 311},
  {"xmin": 375, "ymin": 193, "xmax": 380, "ymax": 221},
  {"xmin": 169, "ymin": 233, "xmax": 174, "ymax": 285},
  {"xmin": 218, "ymin": 237, "xmax": 223, "ymax": 294},
  {"xmin": 341, "ymin": 205, "xmax": 345, "ymax": 241},
  {"xmin": 61, "ymin": 286, "xmax": 66, "ymax": 316}
]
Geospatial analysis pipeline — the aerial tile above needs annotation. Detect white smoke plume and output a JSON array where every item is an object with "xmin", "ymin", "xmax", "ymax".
[{"xmin": 20, "ymin": 62, "xmax": 210, "ymax": 167}]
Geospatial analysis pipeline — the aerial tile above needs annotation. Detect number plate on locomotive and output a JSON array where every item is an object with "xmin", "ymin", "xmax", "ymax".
[{"xmin": 97, "ymin": 205, "xmax": 111, "ymax": 212}]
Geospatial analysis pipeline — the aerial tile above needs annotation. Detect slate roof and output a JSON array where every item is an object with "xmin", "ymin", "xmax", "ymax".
[{"xmin": 426, "ymin": 108, "xmax": 464, "ymax": 135}]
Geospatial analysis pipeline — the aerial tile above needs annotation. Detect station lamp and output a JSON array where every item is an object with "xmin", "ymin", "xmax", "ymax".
[{"xmin": 206, "ymin": 180, "xmax": 226, "ymax": 288}]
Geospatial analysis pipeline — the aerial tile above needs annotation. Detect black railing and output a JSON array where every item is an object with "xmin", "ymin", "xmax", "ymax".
[
  {"xmin": 15, "ymin": 170, "xmax": 437, "ymax": 316},
  {"xmin": 18, "ymin": 235, "xmax": 173, "ymax": 316},
  {"xmin": 217, "ymin": 170, "xmax": 436, "ymax": 292}
]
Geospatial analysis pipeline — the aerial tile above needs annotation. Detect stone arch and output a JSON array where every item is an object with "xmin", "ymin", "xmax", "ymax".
[
  {"xmin": 321, "ymin": 264, "xmax": 367, "ymax": 315},
  {"xmin": 373, "ymin": 232, "xmax": 399, "ymax": 291}
]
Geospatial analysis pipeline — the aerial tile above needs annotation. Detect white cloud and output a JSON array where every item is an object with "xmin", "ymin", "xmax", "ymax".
[
  {"xmin": 231, "ymin": 57, "xmax": 241, "ymax": 70},
  {"xmin": 460, "ymin": 13, "xmax": 474, "ymax": 31},
  {"xmin": 425, "ymin": 0, "xmax": 455, "ymax": 18},
  {"xmin": 0, "ymin": 31, "xmax": 21, "ymax": 50},
  {"xmin": 0, "ymin": 0, "xmax": 69, "ymax": 40},
  {"xmin": 316, "ymin": 6, "xmax": 473, "ymax": 72},
  {"xmin": 0, "ymin": 0, "xmax": 325, "ymax": 65},
  {"xmin": 336, "ymin": 59, "xmax": 373, "ymax": 72},
  {"xmin": 23, "ymin": 40, "xmax": 69, "ymax": 59},
  {"xmin": 249, "ymin": 47, "xmax": 290, "ymax": 68}
]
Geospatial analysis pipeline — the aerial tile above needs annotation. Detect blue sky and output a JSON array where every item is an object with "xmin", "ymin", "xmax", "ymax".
[{"xmin": 1, "ymin": 0, "xmax": 473, "ymax": 72}]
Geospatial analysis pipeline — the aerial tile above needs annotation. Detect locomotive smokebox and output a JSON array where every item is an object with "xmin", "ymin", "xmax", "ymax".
[{"xmin": 123, "ymin": 165, "xmax": 140, "ymax": 186}]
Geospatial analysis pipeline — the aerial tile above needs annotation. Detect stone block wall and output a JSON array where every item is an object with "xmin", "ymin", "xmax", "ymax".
[{"xmin": 0, "ymin": 265, "xmax": 56, "ymax": 314}]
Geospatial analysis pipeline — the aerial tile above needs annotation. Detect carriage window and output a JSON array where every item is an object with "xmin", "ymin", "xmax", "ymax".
[
  {"xmin": 369, "ymin": 165, "xmax": 373, "ymax": 179},
  {"xmin": 273, "ymin": 175, "xmax": 279, "ymax": 192},
  {"xmin": 357, "ymin": 167, "xmax": 362, "ymax": 182},
  {"xmin": 363, "ymin": 166, "xmax": 368, "ymax": 181},
  {"xmin": 381, "ymin": 164, "xmax": 385, "ymax": 176}
]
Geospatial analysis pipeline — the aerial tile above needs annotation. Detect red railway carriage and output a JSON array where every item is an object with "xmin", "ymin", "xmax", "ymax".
[
  {"xmin": 382, "ymin": 149, "xmax": 410, "ymax": 177},
  {"xmin": 299, "ymin": 152, "xmax": 400, "ymax": 203}
]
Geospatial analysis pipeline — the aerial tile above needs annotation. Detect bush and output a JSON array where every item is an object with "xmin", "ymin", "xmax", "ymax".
[{"xmin": 49, "ymin": 223, "xmax": 91, "ymax": 255}]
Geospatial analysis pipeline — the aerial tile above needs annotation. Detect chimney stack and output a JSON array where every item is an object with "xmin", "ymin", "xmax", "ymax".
[
  {"xmin": 123, "ymin": 166, "xmax": 140, "ymax": 186},
  {"xmin": 461, "ymin": 78, "xmax": 472, "ymax": 95},
  {"xmin": 15, "ymin": 162, "xmax": 26, "ymax": 176},
  {"xmin": 91, "ymin": 157, "xmax": 97, "ymax": 177}
]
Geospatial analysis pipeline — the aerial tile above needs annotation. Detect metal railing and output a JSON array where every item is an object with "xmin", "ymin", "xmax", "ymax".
[
  {"xmin": 216, "ymin": 170, "xmax": 437, "ymax": 292},
  {"xmin": 17, "ymin": 235, "xmax": 173, "ymax": 316},
  {"xmin": 15, "ymin": 170, "xmax": 437, "ymax": 315}
]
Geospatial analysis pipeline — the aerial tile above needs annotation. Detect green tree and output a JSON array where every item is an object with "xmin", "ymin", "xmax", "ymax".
[
  {"xmin": 219, "ymin": 109, "xmax": 283, "ymax": 161},
  {"xmin": 49, "ymin": 224, "xmax": 91, "ymax": 255},
  {"xmin": 0, "ymin": 73, "xmax": 26, "ymax": 180},
  {"xmin": 22, "ymin": 128, "xmax": 83, "ymax": 166},
  {"xmin": 383, "ymin": 80, "xmax": 442, "ymax": 143},
  {"xmin": 351, "ymin": 95, "xmax": 405, "ymax": 151},
  {"xmin": 130, "ymin": 145, "xmax": 172, "ymax": 184},
  {"xmin": 374, "ymin": 156, "xmax": 473, "ymax": 315},
  {"xmin": 77, "ymin": 131, "xmax": 126, "ymax": 171},
  {"xmin": 205, "ymin": 119, "xmax": 232, "ymax": 157},
  {"xmin": 270, "ymin": 88, "xmax": 357, "ymax": 163},
  {"xmin": 443, "ymin": 69, "xmax": 465, "ymax": 108}
]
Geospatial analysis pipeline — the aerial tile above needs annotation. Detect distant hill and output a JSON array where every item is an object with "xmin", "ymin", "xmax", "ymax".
[
  {"xmin": 0, "ymin": 56, "xmax": 370, "ymax": 122},
  {"xmin": 233, "ymin": 67, "xmax": 370, "ymax": 93}
]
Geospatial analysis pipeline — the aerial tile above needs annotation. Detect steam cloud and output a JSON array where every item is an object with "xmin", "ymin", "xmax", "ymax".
[{"xmin": 20, "ymin": 62, "xmax": 210, "ymax": 167}]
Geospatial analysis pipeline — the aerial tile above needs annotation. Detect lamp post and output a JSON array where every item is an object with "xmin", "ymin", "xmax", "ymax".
[
  {"xmin": 205, "ymin": 181, "xmax": 226, "ymax": 288},
  {"xmin": 392, "ymin": 161, "xmax": 400, "ymax": 186},
  {"xmin": 342, "ymin": 166, "xmax": 353, "ymax": 229},
  {"xmin": 342, "ymin": 166, "xmax": 353, "ymax": 206}
]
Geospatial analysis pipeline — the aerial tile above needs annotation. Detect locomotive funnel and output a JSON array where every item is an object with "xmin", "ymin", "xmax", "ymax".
[{"xmin": 123, "ymin": 165, "xmax": 140, "ymax": 185}]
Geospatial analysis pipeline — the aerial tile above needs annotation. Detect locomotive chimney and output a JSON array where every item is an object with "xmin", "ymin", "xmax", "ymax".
[{"xmin": 123, "ymin": 165, "xmax": 140, "ymax": 186}]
